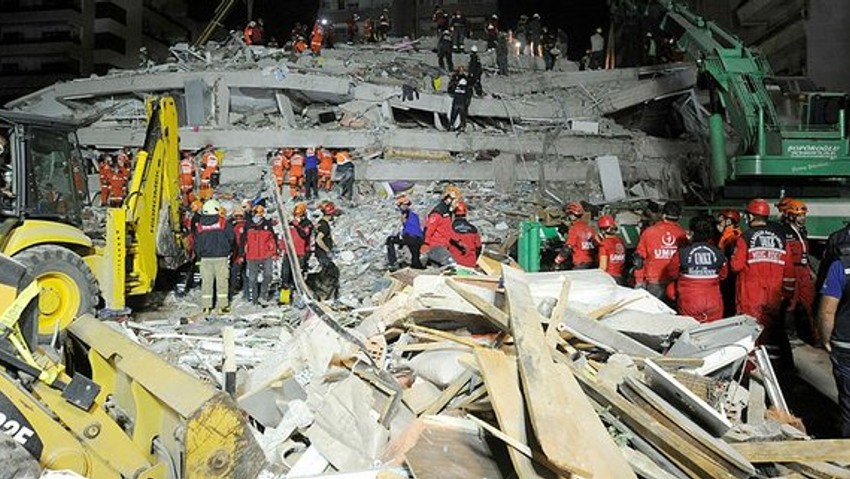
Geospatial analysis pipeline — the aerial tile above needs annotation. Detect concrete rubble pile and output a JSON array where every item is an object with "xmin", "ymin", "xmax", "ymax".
[{"xmin": 6, "ymin": 35, "xmax": 702, "ymax": 199}]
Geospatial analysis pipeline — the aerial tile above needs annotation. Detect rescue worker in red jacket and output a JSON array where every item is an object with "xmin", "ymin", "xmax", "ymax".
[
  {"xmin": 667, "ymin": 216, "xmax": 728, "ymax": 323},
  {"xmin": 228, "ymin": 206, "xmax": 247, "ymax": 299},
  {"xmin": 317, "ymin": 147, "xmax": 335, "ymax": 190},
  {"xmin": 281, "ymin": 202, "xmax": 314, "ymax": 294},
  {"xmin": 596, "ymin": 215, "xmax": 626, "ymax": 284},
  {"xmin": 731, "ymin": 198, "xmax": 796, "ymax": 372},
  {"xmin": 447, "ymin": 201, "xmax": 482, "ymax": 267},
  {"xmin": 716, "ymin": 208, "xmax": 742, "ymax": 317},
  {"xmin": 634, "ymin": 201, "xmax": 688, "ymax": 299},
  {"xmin": 97, "ymin": 154, "xmax": 112, "ymax": 205},
  {"xmin": 555, "ymin": 201, "xmax": 597, "ymax": 270},
  {"xmin": 286, "ymin": 149, "xmax": 305, "ymax": 198},
  {"xmin": 200, "ymin": 146, "xmax": 220, "ymax": 200},
  {"xmin": 421, "ymin": 185, "xmax": 460, "ymax": 267},
  {"xmin": 179, "ymin": 151, "xmax": 196, "ymax": 206},
  {"xmin": 271, "ymin": 148, "xmax": 287, "ymax": 194},
  {"xmin": 108, "ymin": 156, "xmax": 126, "ymax": 207},
  {"xmin": 783, "ymin": 199, "xmax": 817, "ymax": 342},
  {"xmin": 242, "ymin": 205, "xmax": 279, "ymax": 305}
]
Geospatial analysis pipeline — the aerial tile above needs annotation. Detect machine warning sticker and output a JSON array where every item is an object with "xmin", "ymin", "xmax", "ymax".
[{"xmin": 0, "ymin": 393, "xmax": 43, "ymax": 459}]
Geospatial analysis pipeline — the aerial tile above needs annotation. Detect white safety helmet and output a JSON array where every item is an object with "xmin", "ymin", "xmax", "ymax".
[
  {"xmin": 471, "ymin": 45, "xmax": 478, "ymax": 53},
  {"xmin": 202, "ymin": 199, "xmax": 221, "ymax": 215}
]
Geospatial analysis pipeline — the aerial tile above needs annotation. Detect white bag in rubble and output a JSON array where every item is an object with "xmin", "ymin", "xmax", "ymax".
[{"xmin": 408, "ymin": 346, "xmax": 468, "ymax": 388}]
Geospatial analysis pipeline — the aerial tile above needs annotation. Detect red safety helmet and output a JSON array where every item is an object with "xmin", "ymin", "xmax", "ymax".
[
  {"xmin": 597, "ymin": 215, "xmax": 616, "ymax": 229},
  {"xmin": 775, "ymin": 197, "xmax": 794, "ymax": 213},
  {"xmin": 718, "ymin": 209, "xmax": 741, "ymax": 224},
  {"xmin": 454, "ymin": 201, "xmax": 468, "ymax": 216},
  {"xmin": 745, "ymin": 198, "xmax": 771, "ymax": 217},
  {"xmin": 784, "ymin": 199, "xmax": 808, "ymax": 216},
  {"xmin": 565, "ymin": 201, "xmax": 585, "ymax": 217},
  {"xmin": 322, "ymin": 201, "xmax": 338, "ymax": 215}
]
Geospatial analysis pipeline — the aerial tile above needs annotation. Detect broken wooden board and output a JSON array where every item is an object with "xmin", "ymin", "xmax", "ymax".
[
  {"xmin": 544, "ymin": 277, "xmax": 571, "ymax": 348},
  {"xmin": 404, "ymin": 416, "xmax": 506, "ymax": 479},
  {"xmin": 475, "ymin": 348, "xmax": 549, "ymax": 479},
  {"xmin": 556, "ymin": 306, "xmax": 661, "ymax": 358},
  {"xmin": 446, "ymin": 278, "xmax": 509, "ymax": 331},
  {"xmin": 732, "ymin": 440, "xmax": 850, "ymax": 464},
  {"xmin": 503, "ymin": 266, "xmax": 636, "ymax": 479},
  {"xmin": 786, "ymin": 461, "xmax": 850, "ymax": 479}
]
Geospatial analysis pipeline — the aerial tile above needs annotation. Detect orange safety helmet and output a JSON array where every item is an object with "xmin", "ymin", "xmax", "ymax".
[
  {"xmin": 784, "ymin": 199, "xmax": 808, "ymax": 216},
  {"xmin": 454, "ymin": 201, "xmax": 468, "ymax": 216},
  {"xmin": 395, "ymin": 195, "xmax": 412, "ymax": 207},
  {"xmin": 565, "ymin": 201, "xmax": 585, "ymax": 217},
  {"xmin": 775, "ymin": 197, "xmax": 794, "ymax": 213},
  {"xmin": 254, "ymin": 205, "xmax": 266, "ymax": 217},
  {"xmin": 322, "ymin": 201, "xmax": 338, "ymax": 215},
  {"xmin": 293, "ymin": 202, "xmax": 308, "ymax": 216},
  {"xmin": 190, "ymin": 199, "xmax": 203, "ymax": 212},
  {"xmin": 597, "ymin": 214, "xmax": 616, "ymax": 229},
  {"xmin": 718, "ymin": 209, "xmax": 741, "ymax": 224},
  {"xmin": 443, "ymin": 184, "xmax": 461, "ymax": 199},
  {"xmin": 746, "ymin": 198, "xmax": 771, "ymax": 217}
]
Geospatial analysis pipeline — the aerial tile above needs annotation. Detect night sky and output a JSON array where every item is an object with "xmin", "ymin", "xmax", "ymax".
[{"xmin": 188, "ymin": 0, "xmax": 610, "ymax": 59}]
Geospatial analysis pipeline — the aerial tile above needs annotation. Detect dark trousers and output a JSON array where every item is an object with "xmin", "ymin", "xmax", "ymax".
[
  {"xmin": 281, "ymin": 253, "xmax": 309, "ymax": 289},
  {"xmin": 486, "ymin": 37, "xmax": 497, "ymax": 50},
  {"xmin": 831, "ymin": 346, "xmax": 850, "ymax": 437},
  {"xmin": 438, "ymin": 51, "xmax": 453, "ymax": 71},
  {"xmin": 387, "ymin": 234, "xmax": 424, "ymax": 268},
  {"xmin": 452, "ymin": 28, "xmax": 465, "ymax": 50},
  {"xmin": 305, "ymin": 168, "xmax": 319, "ymax": 199},
  {"xmin": 590, "ymin": 50, "xmax": 604, "ymax": 69},
  {"xmin": 470, "ymin": 74, "xmax": 483, "ymax": 96},
  {"xmin": 338, "ymin": 168, "xmax": 354, "ymax": 200},
  {"xmin": 543, "ymin": 52, "xmax": 556, "ymax": 70},
  {"xmin": 316, "ymin": 248, "xmax": 332, "ymax": 266},
  {"xmin": 497, "ymin": 53, "xmax": 508, "ymax": 75},
  {"xmin": 229, "ymin": 260, "xmax": 244, "ymax": 299},
  {"xmin": 449, "ymin": 100, "xmax": 467, "ymax": 130}
]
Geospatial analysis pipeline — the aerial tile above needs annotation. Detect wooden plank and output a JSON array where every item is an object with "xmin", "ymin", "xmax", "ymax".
[
  {"xmin": 406, "ymin": 324, "xmax": 483, "ymax": 348},
  {"xmin": 474, "ymin": 348, "xmax": 548, "ymax": 479},
  {"xmin": 588, "ymin": 295, "xmax": 643, "ymax": 320},
  {"xmin": 503, "ymin": 266, "xmax": 635, "ymax": 479},
  {"xmin": 446, "ymin": 278, "xmax": 509, "ymax": 331},
  {"xmin": 732, "ymin": 440, "xmax": 850, "ymax": 464},
  {"xmin": 545, "ymin": 278, "xmax": 571, "ymax": 348},
  {"xmin": 786, "ymin": 461, "xmax": 850, "ymax": 479},
  {"xmin": 404, "ymin": 417, "xmax": 506, "ymax": 479},
  {"xmin": 422, "ymin": 369, "xmax": 474, "ymax": 416}
]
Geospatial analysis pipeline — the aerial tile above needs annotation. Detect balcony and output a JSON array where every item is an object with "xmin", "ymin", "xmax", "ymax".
[{"xmin": 0, "ymin": 0, "xmax": 81, "ymax": 12}]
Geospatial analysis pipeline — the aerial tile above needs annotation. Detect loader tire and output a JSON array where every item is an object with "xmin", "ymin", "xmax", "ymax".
[
  {"xmin": 14, "ymin": 245, "xmax": 99, "ymax": 336},
  {"xmin": 0, "ymin": 434, "xmax": 40, "ymax": 479}
]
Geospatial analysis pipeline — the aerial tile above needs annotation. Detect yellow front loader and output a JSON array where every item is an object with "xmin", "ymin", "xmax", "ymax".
[
  {"xmin": 0, "ymin": 97, "xmax": 188, "ymax": 335},
  {"xmin": 0, "ymin": 254, "xmax": 264, "ymax": 478}
]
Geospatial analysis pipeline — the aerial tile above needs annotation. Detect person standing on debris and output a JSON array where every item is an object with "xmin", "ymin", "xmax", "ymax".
[
  {"xmin": 179, "ymin": 151, "xmax": 196, "ymax": 206},
  {"xmin": 346, "ymin": 14, "xmax": 359, "ymax": 44},
  {"xmin": 242, "ymin": 205, "xmax": 278, "ymax": 305},
  {"xmin": 310, "ymin": 21, "xmax": 324, "ymax": 55},
  {"xmin": 495, "ymin": 32, "xmax": 509, "ymax": 76},
  {"xmin": 244, "ymin": 21, "xmax": 257, "ymax": 45},
  {"xmin": 816, "ymin": 241, "xmax": 850, "ymax": 438},
  {"xmin": 281, "ymin": 202, "xmax": 313, "ymax": 299},
  {"xmin": 304, "ymin": 147, "xmax": 320, "ymax": 200},
  {"xmin": 377, "ymin": 9, "xmax": 391, "ymax": 42},
  {"xmin": 448, "ymin": 67, "xmax": 471, "ymax": 132},
  {"xmin": 286, "ymin": 149, "xmax": 305, "ymax": 198},
  {"xmin": 386, "ymin": 195, "xmax": 424, "ymax": 271},
  {"xmin": 421, "ymin": 186, "xmax": 460, "ymax": 267},
  {"xmin": 731, "ymin": 199, "xmax": 796, "ymax": 373},
  {"xmin": 363, "ymin": 17, "xmax": 374, "ymax": 43},
  {"xmin": 433, "ymin": 6, "xmax": 448, "ymax": 34},
  {"xmin": 555, "ymin": 202, "xmax": 597, "ymax": 270},
  {"xmin": 644, "ymin": 32, "xmax": 657, "ymax": 66},
  {"xmin": 528, "ymin": 13, "xmax": 542, "ymax": 56},
  {"xmin": 315, "ymin": 201, "xmax": 337, "ymax": 266},
  {"xmin": 228, "ymin": 205, "xmax": 247, "ymax": 300},
  {"xmin": 596, "ymin": 215, "xmax": 626, "ymax": 284},
  {"xmin": 557, "ymin": 28, "xmax": 569, "ymax": 59},
  {"xmin": 667, "ymin": 216, "xmax": 728, "ymax": 323},
  {"xmin": 517, "ymin": 15, "xmax": 529, "ymax": 54},
  {"xmin": 199, "ymin": 145, "xmax": 220, "ymax": 200},
  {"xmin": 335, "ymin": 150, "xmax": 355, "ymax": 201},
  {"xmin": 485, "ymin": 14, "xmax": 499, "ymax": 51},
  {"xmin": 590, "ymin": 27, "xmax": 605, "ymax": 70},
  {"xmin": 468, "ymin": 46, "xmax": 483, "ymax": 97},
  {"xmin": 450, "ymin": 9, "xmax": 467, "ymax": 53},
  {"xmin": 293, "ymin": 36, "xmax": 308, "ymax": 54},
  {"xmin": 195, "ymin": 199, "xmax": 234, "ymax": 315},
  {"xmin": 271, "ymin": 148, "xmax": 287, "ymax": 194},
  {"xmin": 634, "ymin": 202, "xmax": 688, "ymax": 299},
  {"xmin": 437, "ymin": 29, "xmax": 454, "ymax": 72},
  {"xmin": 317, "ymin": 146, "xmax": 335, "ymax": 191},
  {"xmin": 541, "ymin": 27, "xmax": 559, "ymax": 71},
  {"xmin": 447, "ymin": 201, "xmax": 482, "ymax": 268},
  {"xmin": 783, "ymin": 199, "xmax": 818, "ymax": 342},
  {"xmin": 97, "ymin": 154, "xmax": 112, "ymax": 205},
  {"xmin": 108, "ymin": 156, "xmax": 126, "ymax": 207},
  {"xmin": 716, "ymin": 208, "xmax": 742, "ymax": 317}
]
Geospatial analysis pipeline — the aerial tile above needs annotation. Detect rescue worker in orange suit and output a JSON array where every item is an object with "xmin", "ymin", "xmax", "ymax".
[
  {"xmin": 244, "ymin": 21, "xmax": 257, "ymax": 45},
  {"xmin": 271, "ymin": 148, "xmax": 288, "ymax": 194},
  {"xmin": 421, "ymin": 185, "xmax": 460, "ymax": 267},
  {"xmin": 317, "ymin": 146, "xmax": 334, "ymax": 190},
  {"xmin": 242, "ymin": 205, "xmax": 279, "ymax": 305},
  {"xmin": 310, "ymin": 22, "xmax": 324, "ymax": 54},
  {"xmin": 731, "ymin": 198, "xmax": 796, "ymax": 375},
  {"xmin": 555, "ymin": 202, "xmax": 597, "ymax": 270},
  {"xmin": 716, "ymin": 208, "xmax": 742, "ymax": 317},
  {"xmin": 199, "ymin": 145, "xmax": 220, "ymax": 200},
  {"xmin": 228, "ymin": 206, "xmax": 247, "ymax": 300},
  {"xmin": 783, "ymin": 199, "xmax": 817, "ymax": 342},
  {"xmin": 179, "ymin": 151, "xmax": 196, "ymax": 206},
  {"xmin": 108, "ymin": 156, "xmax": 127, "ymax": 207},
  {"xmin": 294, "ymin": 36, "xmax": 308, "ymax": 54},
  {"xmin": 596, "ymin": 215, "xmax": 626, "ymax": 284},
  {"xmin": 286, "ymin": 149, "xmax": 305, "ymax": 198},
  {"xmin": 116, "ymin": 147, "xmax": 131, "ymax": 178},
  {"xmin": 386, "ymin": 195, "xmax": 424, "ymax": 271},
  {"xmin": 667, "ymin": 216, "xmax": 728, "ymax": 323},
  {"xmin": 447, "ymin": 201, "xmax": 482, "ymax": 268},
  {"xmin": 281, "ymin": 202, "xmax": 314, "ymax": 293},
  {"xmin": 634, "ymin": 201, "xmax": 688, "ymax": 300},
  {"xmin": 97, "ymin": 154, "xmax": 112, "ymax": 205}
]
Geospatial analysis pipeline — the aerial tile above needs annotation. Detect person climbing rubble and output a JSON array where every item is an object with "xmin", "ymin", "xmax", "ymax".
[
  {"xmin": 179, "ymin": 151, "xmax": 196, "ymax": 206},
  {"xmin": 294, "ymin": 36, "xmax": 308, "ymax": 54},
  {"xmin": 195, "ymin": 199, "xmax": 234, "ymax": 315},
  {"xmin": 555, "ymin": 201, "xmax": 597, "ymax": 270},
  {"xmin": 286, "ymin": 148, "xmax": 305, "ymax": 198},
  {"xmin": 448, "ymin": 67, "xmax": 471, "ymax": 131},
  {"xmin": 242, "ymin": 205, "xmax": 278, "ymax": 306},
  {"xmin": 199, "ymin": 145, "xmax": 220, "ymax": 200},
  {"xmin": 304, "ymin": 147, "xmax": 320, "ymax": 200},
  {"xmin": 310, "ymin": 21, "xmax": 324, "ymax": 55},
  {"xmin": 596, "ymin": 215, "xmax": 626, "ymax": 285},
  {"xmin": 634, "ymin": 201, "xmax": 688, "ymax": 300},
  {"xmin": 437, "ymin": 29, "xmax": 454, "ymax": 72},
  {"xmin": 335, "ymin": 150, "xmax": 355, "ymax": 201},
  {"xmin": 281, "ymin": 202, "xmax": 314, "ymax": 303},
  {"xmin": 346, "ymin": 14, "xmax": 360, "ymax": 44},
  {"xmin": 468, "ymin": 46, "xmax": 483, "ymax": 97},
  {"xmin": 449, "ymin": 9, "xmax": 467, "ymax": 52},
  {"xmin": 447, "ymin": 201, "xmax": 481, "ymax": 268},
  {"xmin": 317, "ymin": 146, "xmax": 335, "ymax": 191},
  {"xmin": 667, "ymin": 216, "xmax": 728, "ymax": 323},
  {"xmin": 421, "ymin": 185, "xmax": 460, "ymax": 268},
  {"xmin": 485, "ymin": 14, "xmax": 499, "ymax": 51},
  {"xmin": 271, "ymin": 148, "xmax": 287, "ymax": 194},
  {"xmin": 386, "ymin": 195, "xmax": 424, "ymax": 271},
  {"xmin": 228, "ymin": 205, "xmax": 247, "ymax": 300}
]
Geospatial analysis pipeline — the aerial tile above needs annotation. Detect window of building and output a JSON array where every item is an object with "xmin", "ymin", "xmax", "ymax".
[
  {"xmin": 94, "ymin": 32, "xmax": 126, "ymax": 55},
  {"xmin": 95, "ymin": 1, "xmax": 127, "ymax": 25}
]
